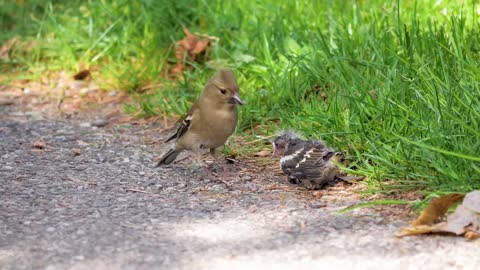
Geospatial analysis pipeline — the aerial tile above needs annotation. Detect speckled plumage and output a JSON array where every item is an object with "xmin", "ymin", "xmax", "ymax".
[{"xmin": 272, "ymin": 131, "xmax": 344, "ymax": 189}]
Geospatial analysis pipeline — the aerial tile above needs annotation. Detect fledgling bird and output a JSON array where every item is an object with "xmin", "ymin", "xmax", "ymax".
[
  {"xmin": 272, "ymin": 130, "xmax": 345, "ymax": 189},
  {"xmin": 156, "ymin": 69, "xmax": 243, "ymax": 178}
]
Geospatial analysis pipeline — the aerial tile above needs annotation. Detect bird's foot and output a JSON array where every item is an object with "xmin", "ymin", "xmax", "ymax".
[{"xmin": 201, "ymin": 166, "xmax": 234, "ymax": 189}]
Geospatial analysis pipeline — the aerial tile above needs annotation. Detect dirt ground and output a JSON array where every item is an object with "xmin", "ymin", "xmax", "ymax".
[{"xmin": 1, "ymin": 87, "xmax": 479, "ymax": 270}]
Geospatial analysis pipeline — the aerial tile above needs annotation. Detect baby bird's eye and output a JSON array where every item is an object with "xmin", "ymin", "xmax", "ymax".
[{"xmin": 219, "ymin": 88, "xmax": 227, "ymax": 95}]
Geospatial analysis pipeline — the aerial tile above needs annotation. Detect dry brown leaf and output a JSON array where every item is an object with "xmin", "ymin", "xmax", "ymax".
[
  {"xmin": 397, "ymin": 225, "xmax": 439, "ymax": 237},
  {"xmin": 192, "ymin": 38, "xmax": 210, "ymax": 55},
  {"xmin": 397, "ymin": 191, "xmax": 480, "ymax": 240},
  {"xmin": 73, "ymin": 69, "xmax": 91, "ymax": 80},
  {"xmin": 465, "ymin": 230, "xmax": 480, "ymax": 240},
  {"xmin": 72, "ymin": 148, "xmax": 82, "ymax": 157},
  {"xmin": 411, "ymin": 193, "xmax": 464, "ymax": 226},
  {"xmin": 0, "ymin": 36, "xmax": 20, "ymax": 60},
  {"xmin": 254, "ymin": 149, "xmax": 271, "ymax": 157},
  {"xmin": 438, "ymin": 205, "xmax": 477, "ymax": 235},
  {"xmin": 32, "ymin": 139, "xmax": 46, "ymax": 150},
  {"xmin": 171, "ymin": 27, "xmax": 217, "ymax": 74},
  {"xmin": 462, "ymin": 190, "xmax": 480, "ymax": 213}
]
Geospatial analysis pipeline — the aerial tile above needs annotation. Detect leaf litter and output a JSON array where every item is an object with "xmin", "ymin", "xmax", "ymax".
[
  {"xmin": 31, "ymin": 139, "xmax": 47, "ymax": 150},
  {"xmin": 397, "ymin": 191, "xmax": 480, "ymax": 240},
  {"xmin": 171, "ymin": 28, "xmax": 219, "ymax": 74}
]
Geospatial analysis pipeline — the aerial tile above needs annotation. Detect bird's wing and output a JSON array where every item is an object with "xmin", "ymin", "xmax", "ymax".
[
  {"xmin": 165, "ymin": 102, "xmax": 198, "ymax": 143},
  {"xmin": 288, "ymin": 147, "xmax": 334, "ymax": 180}
]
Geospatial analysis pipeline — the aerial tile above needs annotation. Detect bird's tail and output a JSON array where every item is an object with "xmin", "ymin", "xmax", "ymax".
[{"xmin": 156, "ymin": 149, "xmax": 182, "ymax": 167}]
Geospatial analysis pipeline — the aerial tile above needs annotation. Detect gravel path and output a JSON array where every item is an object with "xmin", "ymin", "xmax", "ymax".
[{"xmin": 1, "ymin": 103, "xmax": 479, "ymax": 270}]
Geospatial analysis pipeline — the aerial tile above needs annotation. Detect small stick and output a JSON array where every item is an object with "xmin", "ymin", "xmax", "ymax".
[{"xmin": 61, "ymin": 176, "xmax": 97, "ymax": 185}]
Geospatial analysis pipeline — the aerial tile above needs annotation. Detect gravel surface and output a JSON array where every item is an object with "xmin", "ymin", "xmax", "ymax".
[{"xmin": 1, "ymin": 103, "xmax": 479, "ymax": 270}]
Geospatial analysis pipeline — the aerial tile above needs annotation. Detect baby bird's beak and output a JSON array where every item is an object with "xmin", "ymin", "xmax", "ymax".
[{"xmin": 229, "ymin": 93, "xmax": 244, "ymax": 105}]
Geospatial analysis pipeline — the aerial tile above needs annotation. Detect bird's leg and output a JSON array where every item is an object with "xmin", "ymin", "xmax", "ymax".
[
  {"xmin": 209, "ymin": 148, "xmax": 228, "ymax": 174},
  {"xmin": 193, "ymin": 151, "xmax": 232, "ymax": 189},
  {"xmin": 193, "ymin": 153, "xmax": 217, "ymax": 180},
  {"xmin": 209, "ymin": 148, "xmax": 234, "ymax": 187}
]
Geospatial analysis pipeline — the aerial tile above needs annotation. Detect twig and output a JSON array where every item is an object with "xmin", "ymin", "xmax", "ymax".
[
  {"xmin": 137, "ymin": 84, "xmax": 163, "ymax": 92},
  {"xmin": 225, "ymin": 157, "xmax": 259, "ymax": 170},
  {"xmin": 61, "ymin": 175, "xmax": 97, "ymax": 185}
]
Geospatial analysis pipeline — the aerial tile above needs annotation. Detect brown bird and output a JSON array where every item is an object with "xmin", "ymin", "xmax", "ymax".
[
  {"xmin": 272, "ymin": 130, "xmax": 345, "ymax": 189},
  {"xmin": 156, "ymin": 69, "xmax": 243, "ymax": 179}
]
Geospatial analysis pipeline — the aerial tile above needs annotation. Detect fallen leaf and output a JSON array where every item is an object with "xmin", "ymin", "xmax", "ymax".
[
  {"xmin": 397, "ymin": 191, "xmax": 480, "ymax": 240},
  {"xmin": 72, "ymin": 148, "xmax": 81, "ymax": 157},
  {"xmin": 254, "ymin": 149, "xmax": 271, "ymax": 157},
  {"xmin": 411, "ymin": 193, "xmax": 464, "ymax": 226},
  {"xmin": 0, "ymin": 35, "xmax": 20, "ymax": 60},
  {"xmin": 171, "ymin": 27, "xmax": 217, "ymax": 74},
  {"xmin": 397, "ymin": 224, "xmax": 439, "ymax": 237},
  {"xmin": 465, "ymin": 230, "xmax": 480, "ymax": 240},
  {"xmin": 32, "ymin": 139, "xmax": 46, "ymax": 150},
  {"xmin": 192, "ymin": 38, "xmax": 210, "ymax": 55},
  {"xmin": 73, "ymin": 69, "xmax": 91, "ymax": 80},
  {"xmin": 462, "ymin": 190, "xmax": 480, "ymax": 213},
  {"xmin": 439, "ymin": 205, "xmax": 477, "ymax": 235}
]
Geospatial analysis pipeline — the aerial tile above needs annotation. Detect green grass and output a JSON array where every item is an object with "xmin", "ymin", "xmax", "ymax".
[{"xmin": 1, "ymin": 0, "xmax": 480, "ymax": 194}]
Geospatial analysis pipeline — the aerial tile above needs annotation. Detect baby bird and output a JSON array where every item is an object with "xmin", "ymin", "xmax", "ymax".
[
  {"xmin": 272, "ymin": 130, "xmax": 344, "ymax": 189},
  {"xmin": 156, "ymin": 69, "xmax": 243, "ymax": 177}
]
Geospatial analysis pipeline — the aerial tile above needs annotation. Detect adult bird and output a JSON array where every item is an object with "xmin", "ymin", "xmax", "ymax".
[
  {"xmin": 156, "ymin": 69, "xmax": 243, "ymax": 180},
  {"xmin": 272, "ymin": 130, "xmax": 345, "ymax": 189}
]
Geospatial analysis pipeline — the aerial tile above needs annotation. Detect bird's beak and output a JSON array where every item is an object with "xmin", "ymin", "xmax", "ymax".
[
  {"xmin": 229, "ymin": 94, "xmax": 244, "ymax": 105},
  {"xmin": 271, "ymin": 142, "xmax": 282, "ymax": 157}
]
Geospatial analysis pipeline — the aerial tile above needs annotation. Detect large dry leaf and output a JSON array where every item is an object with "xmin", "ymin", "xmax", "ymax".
[
  {"xmin": 462, "ymin": 190, "xmax": 480, "ymax": 212},
  {"xmin": 438, "ymin": 205, "xmax": 477, "ymax": 235},
  {"xmin": 397, "ymin": 191, "xmax": 480, "ymax": 240},
  {"xmin": 411, "ymin": 193, "xmax": 464, "ymax": 226},
  {"xmin": 171, "ymin": 28, "xmax": 218, "ymax": 74}
]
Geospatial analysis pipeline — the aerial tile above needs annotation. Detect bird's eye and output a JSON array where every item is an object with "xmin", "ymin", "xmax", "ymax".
[{"xmin": 219, "ymin": 88, "xmax": 227, "ymax": 95}]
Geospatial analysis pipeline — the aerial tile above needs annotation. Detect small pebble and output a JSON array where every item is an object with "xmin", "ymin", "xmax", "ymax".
[
  {"xmin": 91, "ymin": 118, "xmax": 108, "ymax": 127},
  {"xmin": 2, "ymin": 166, "xmax": 14, "ymax": 171},
  {"xmin": 73, "ymin": 255, "xmax": 85, "ymax": 261},
  {"xmin": 242, "ymin": 175, "xmax": 252, "ymax": 181},
  {"xmin": 164, "ymin": 187, "xmax": 175, "ymax": 193}
]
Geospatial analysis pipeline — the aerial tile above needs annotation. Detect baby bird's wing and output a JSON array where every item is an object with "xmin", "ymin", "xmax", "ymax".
[
  {"xmin": 289, "ymin": 146, "xmax": 334, "ymax": 180},
  {"xmin": 165, "ymin": 102, "xmax": 198, "ymax": 143}
]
